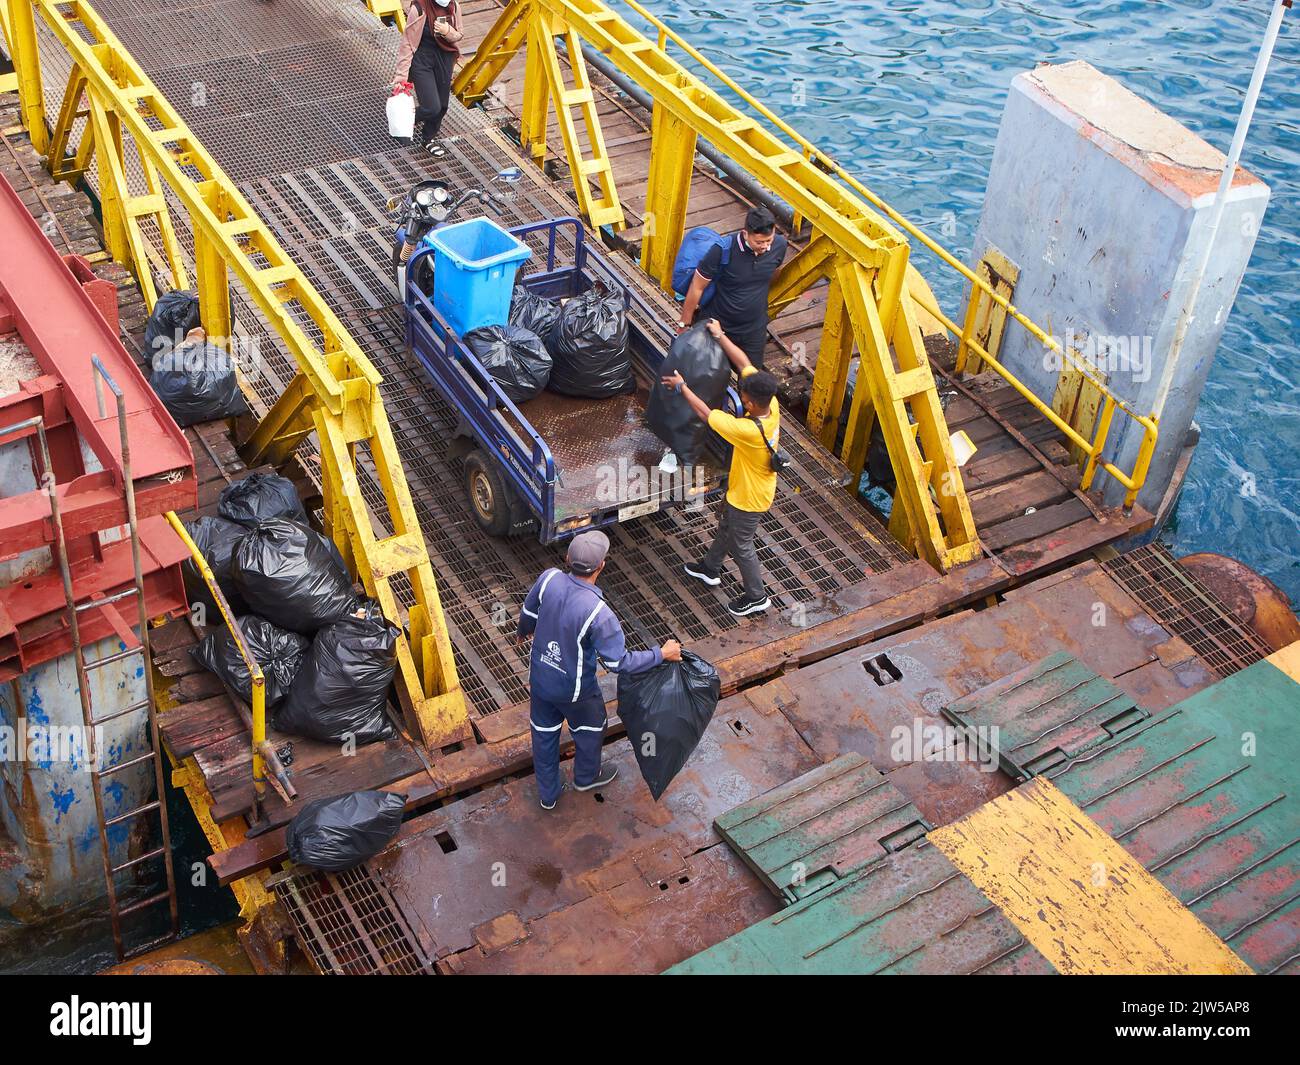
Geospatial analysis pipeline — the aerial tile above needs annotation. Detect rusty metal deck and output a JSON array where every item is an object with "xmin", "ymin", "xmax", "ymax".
[
  {"xmin": 328, "ymin": 559, "xmax": 1233, "ymax": 974},
  {"xmin": 676, "ymin": 650, "xmax": 1299, "ymax": 976}
]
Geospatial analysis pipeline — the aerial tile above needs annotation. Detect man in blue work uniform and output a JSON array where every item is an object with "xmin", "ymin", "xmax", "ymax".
[{"xmin": 517, "ymin": 530, "xmax": 681, "ymax": 810}]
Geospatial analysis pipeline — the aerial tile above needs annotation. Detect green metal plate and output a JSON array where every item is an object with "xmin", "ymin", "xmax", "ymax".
[
  {"xmin": 942, "ymin": 650, "xmax": 1150, "ymax": 778},
  {"xmin": 1045, "ymin": 657, "xmax": 1300, "ymax": 974},
  {"xmin": 668, "ymin": 841, "xmax": 1053, "ymax": 975},
  {"xmin": 714, "ymin": 754, "xmax": 930, "ymax": 903}
]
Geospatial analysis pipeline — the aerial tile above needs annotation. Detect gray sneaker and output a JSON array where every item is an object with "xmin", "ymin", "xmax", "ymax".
[{"xmin": 573, "ymin": 765, "xmax": 619, "ymax": 792}]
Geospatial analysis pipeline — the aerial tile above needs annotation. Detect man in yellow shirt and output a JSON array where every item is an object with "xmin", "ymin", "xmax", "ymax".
[{"xmin": 661, "ymin": 319, "xmax": 779, "ymax": 617}]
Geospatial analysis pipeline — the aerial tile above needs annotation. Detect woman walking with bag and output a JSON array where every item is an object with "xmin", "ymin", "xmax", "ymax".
[{"xmin": 393, "ymin": 0, "xmax": 464, "ymax": 156}]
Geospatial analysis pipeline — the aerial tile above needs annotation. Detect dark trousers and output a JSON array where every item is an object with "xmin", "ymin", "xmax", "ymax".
[
  {"xmin": 703, "ymin": 499, "xmax": 766, "ymax": 600},
  {"xmin": 530, "ymin": 689, "xmax": 607, "ymax": 805},
  {"xmin": 716, "ymin": 316, "xmax": 768, "ymax": 368},
  {"xmin": 410, "ymin": 43, "xmax": 455, "ymax": 142}
]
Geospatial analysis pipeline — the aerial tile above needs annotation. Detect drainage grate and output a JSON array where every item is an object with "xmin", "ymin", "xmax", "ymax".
[
  {"xmin": 276, "ymin": 865, "xmax": 434, "ymax": 975},
  {"xmin": 1102, "ymin": 543, "xmax": 1272, "ymax": 678}
]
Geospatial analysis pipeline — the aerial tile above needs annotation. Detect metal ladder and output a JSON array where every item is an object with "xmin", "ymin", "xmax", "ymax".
[{"xmin": 38, "ymin": 357, "xmax": 179, "ymax": 960}]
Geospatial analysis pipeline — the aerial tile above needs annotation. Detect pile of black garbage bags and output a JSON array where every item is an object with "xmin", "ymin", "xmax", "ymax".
[
  {"xmin": 144, "ymin": 290, "xmax": 249, "ymax": 426},
  {"xmin": 460, "ymin": 282, "xmax": 635, "ymax": 405},
  {"xmin": 187, "ymin": 472, "xmax": 399, "ymax": 747}
]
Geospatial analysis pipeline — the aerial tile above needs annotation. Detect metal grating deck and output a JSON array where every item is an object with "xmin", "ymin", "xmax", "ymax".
[
  {"xmin": 231, "ymin": 145, "xmax": 910, "ymax": 718},
  {"xmin": 1103, "ymin": 543, "xmax": 1272, "ymax": 678},
  {"xmin": 276, "ymin": 865, "xmax": 434, "ymax": 975}
]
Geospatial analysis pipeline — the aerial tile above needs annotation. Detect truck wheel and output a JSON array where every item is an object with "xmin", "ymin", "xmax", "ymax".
[{"xmin": 464, "ymin": 451, "xmax": 513, "ymax": 537}]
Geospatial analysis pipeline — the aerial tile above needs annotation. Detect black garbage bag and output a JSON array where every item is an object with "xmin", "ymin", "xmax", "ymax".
[
  {"xmin": 285, "ymin": 790, "xmax": 406, "ymax": 872},
  {"xmin": 143, "ymin": 289, "xmax": 201, "ymax": 360},
  {"xmin": 464, "ymin": 323, "xmax": 552, "ymax": 405},
  {"xmin": 645, "ymin": 323, "xmax": 731, "ymax": 464},
  {"xmin": 191, "ymin": 615, "xmax": 309, "ymax": 707},
  {"xmin": 616, "ymin": 650, "xmax": 720, "ymax": 801},
  {"xmin": 275, "ymin": 599, "xmax": 398, "ymax": 745},
  {"xmin": 183, "ymin": 515, "xmax": 249, "ymax": 619},
  {"xmin": 546, "ymin": 285, "xmax": 634, "ymax": 398},
  {"xmin": 509, "ymin": 286, "xmax": 562, "ymax": 339},
  {"xmin": 218, "ymin": 472, "xmax": 307, "ymax": 528},
  {"xmin": 231, "ymin": 518, "xmax": 357, "ymax": 635},
  {"xmin": 149, "ymin": 340, "xmax": 250, "ymax": 426}
]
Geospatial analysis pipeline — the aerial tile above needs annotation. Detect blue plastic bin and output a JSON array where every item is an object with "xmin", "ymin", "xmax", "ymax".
[{"xmin": 428, "ymin": 218, "xmax": 532, "ymax": 337}]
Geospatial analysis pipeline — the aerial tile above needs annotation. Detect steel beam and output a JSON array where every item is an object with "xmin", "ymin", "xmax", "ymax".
[{"xmin": 640, "ymin": 101, "xmax": 697, "ymax": 288}]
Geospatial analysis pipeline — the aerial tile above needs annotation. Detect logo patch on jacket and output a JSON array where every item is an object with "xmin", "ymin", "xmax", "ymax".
[{"xmin": 541, "ymin": 639, "xmax": 566, "ymax": 673}]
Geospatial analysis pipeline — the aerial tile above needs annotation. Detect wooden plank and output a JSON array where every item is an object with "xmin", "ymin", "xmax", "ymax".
[
  {"xmin": 160, "ymin": 694, "xmax": 244, "ymax": 759},
  {"xmin": 981, "ymin": 497, "xmax": 1092, "ymax": 552},
  {"xmin": 206, "ymin": 735, "xmax": 425, "ymax": 824},
  {"xmin": 968, "ymin": 470, "xmax": 1072, "ymax": 528}
]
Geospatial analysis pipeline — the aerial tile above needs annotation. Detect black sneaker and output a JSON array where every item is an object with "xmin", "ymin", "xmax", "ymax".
[
  {"xmin": 540, "ymin": 782, "xmax": 568, "ymax": 811},
  {"xmin": 573, "ymin": 765, "xmax": 619, "ymax": 792},
  {"xmin": 727, "ymin": 593, "xmax": 771, "ymax": 617},
  {"xmin": 424, "ymin": 138, "xmax": 447, "ymax": 157},
  {"xmin": 683, "ymin": 561, "xmax": 722, "ymax": 587}
]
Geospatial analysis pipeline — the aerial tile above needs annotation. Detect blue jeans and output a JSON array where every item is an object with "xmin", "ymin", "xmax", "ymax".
[{"xmin": 530, "ymin": 690, "xmax": 607, "ymax": 805}]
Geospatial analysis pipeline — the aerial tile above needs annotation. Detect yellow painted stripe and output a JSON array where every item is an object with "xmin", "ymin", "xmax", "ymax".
[
  {"xmin": 929, "ymin": 778, "xmax": 1252, "ymax": 975},
  {"xmin": 1266, "ymin": 640, "xmax": 1300, "ymax": 684}
]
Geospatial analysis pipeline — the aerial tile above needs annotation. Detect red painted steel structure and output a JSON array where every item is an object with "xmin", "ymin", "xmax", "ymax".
[{"xmin": 0, "ymin": 172, "xmax": 195, "ymax": 678}]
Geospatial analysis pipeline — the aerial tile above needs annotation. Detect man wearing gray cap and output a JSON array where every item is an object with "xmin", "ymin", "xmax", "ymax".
[{"xmin": 516, "ymin": 530, "xmax": 681, "ymax": 809}]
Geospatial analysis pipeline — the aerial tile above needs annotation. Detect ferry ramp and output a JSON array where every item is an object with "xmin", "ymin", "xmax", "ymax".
[{"xmin": 23, "ymin": 0, "xmax": 911, "ymax": 724}]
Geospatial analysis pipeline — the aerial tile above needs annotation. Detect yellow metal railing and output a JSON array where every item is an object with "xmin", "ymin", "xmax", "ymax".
[
  {"xmin": 5, "ymin": 0, "xmax": 469, "ymax": 747},
  {"xmin": 911, "ymin": 289, "xmax": 1159, "ymax": 506},
  {"xmin": 456, "ymin": 0, "xmax": 982, "ymax": 570},
  {"xmin": 164, "ymin": 512, "xmax": 281, "ymax": 811},
  {"xmin": 609, "ymin": 0, "xmax": 1158, "ymax": 508}
]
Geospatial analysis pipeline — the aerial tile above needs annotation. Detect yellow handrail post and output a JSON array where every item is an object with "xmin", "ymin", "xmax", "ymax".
[
  {"xmin": 806, "ymin": 272, "xmax": 855, "ymax": 449},
  {"xmin": 1080, "ymin": 397, "xmax": 1115, "ymax": 493},
  {"xmin": 164, "ymin": 512, "xmax": 267, "ymax": 805},
  {"xmin": 955, "ymin": 282, "xmax": 982, "ymax": 376},
  {"xmin": 520, "ymin": 14, "xmax": 551, "ymax": 162},
  {"xmin": 1126, "ymin": 416, "xmax": 1160, "ymax": 511}
]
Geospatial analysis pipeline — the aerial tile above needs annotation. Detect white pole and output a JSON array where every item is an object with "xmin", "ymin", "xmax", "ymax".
[{"xmin": 1151, "ymin": 0, "xmax": 1287, "ymax": 420}]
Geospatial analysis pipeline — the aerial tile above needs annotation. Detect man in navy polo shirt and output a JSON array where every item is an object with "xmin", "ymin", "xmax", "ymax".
[
  {"xmin": 516, "ymin": 531, "xmax": 681, "ymax": 810},
  {"xmin": 677, "ymin": 205, "xmax": 788, "ymax": 368}
]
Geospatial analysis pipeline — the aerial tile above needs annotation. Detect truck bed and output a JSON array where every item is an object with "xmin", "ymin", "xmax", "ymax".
[{"xmin": 511, "ymin": 384, "xmax": 724, "ymax": 522}]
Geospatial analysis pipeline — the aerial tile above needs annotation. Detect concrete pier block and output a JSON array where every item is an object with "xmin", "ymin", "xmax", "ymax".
[{"xmin": 972, "ymin": 60, "xmax": 1269, "ymax": 515}]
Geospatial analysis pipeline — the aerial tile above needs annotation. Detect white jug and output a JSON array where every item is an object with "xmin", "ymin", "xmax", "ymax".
[{"xmin": 386, "ymin": 90, "xmax": 415, "ymax": 140}]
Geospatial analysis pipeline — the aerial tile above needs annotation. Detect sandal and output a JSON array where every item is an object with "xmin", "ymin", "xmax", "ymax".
[{"xmin": 425, "ymin": 139, "xmax": 447, "ymax": 158}]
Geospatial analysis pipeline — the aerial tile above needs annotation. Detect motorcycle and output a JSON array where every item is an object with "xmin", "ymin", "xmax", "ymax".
[{"xmin": 388, "ymin": 166, "xmax": 523, "ymax": 302}]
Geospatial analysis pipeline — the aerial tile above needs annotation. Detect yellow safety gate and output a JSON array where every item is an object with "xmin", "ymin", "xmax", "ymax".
[
  {"xmin": 452, "ymin": 0, "xmax": 1160, "ymax": 565},
  {"xmin": 4, "ymin": 0, "xmax": 470, "ymax": 749}
]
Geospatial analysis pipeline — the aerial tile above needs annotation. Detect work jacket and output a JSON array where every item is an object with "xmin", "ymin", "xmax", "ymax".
[
  {"xmin": 517, "ymin": 568, "xmax": 662, "ymax": 703},
  {"xmin": 394, "ymin": 0, "xmax": 464, "ymax": 85}
]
